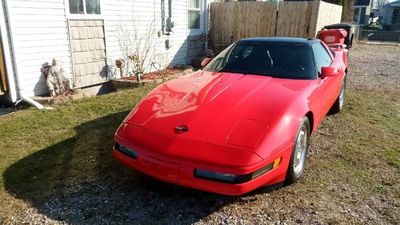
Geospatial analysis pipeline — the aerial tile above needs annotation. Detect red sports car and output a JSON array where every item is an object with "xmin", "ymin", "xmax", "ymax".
[{"xmin": 113, "ymin": 37, "xmax": 348, "ymax": 195}]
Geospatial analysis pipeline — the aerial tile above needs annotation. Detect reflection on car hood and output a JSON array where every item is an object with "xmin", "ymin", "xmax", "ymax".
[{"xmin": 124, "ymin": 70, "xmax": 312, "ymax": 150}]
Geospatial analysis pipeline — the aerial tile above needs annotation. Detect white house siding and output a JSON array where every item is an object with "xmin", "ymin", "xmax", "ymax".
[
  {"xmin": 8, "ymin": 0, "xmax": 71, "ymax": 96},
  {"xmin": 5, "ymin": 0, "xmax": 207, "ymax": 98},
  {"xmin": 103, "ymin": 0, "xmax": 190, "ymax": 77},
  {"xmin": 187, "ymin": 34, "xmax": 205, "ymax": 64}
]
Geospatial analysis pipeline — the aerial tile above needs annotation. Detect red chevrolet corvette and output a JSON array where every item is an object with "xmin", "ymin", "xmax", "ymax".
[{"xmin": 113, "ymin": 37, "xmax": 348, "ymax": 195}]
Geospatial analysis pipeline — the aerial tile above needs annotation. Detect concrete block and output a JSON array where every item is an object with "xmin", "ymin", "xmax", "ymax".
[
  {"xmin": 168, "ymin": 74, "xmax": 180, "ymax": 79},
  {"xmin": 183, "ymin": 68, "xmax": 194, "ymax": 74},
  {"xmin": 140, "ymin": 80, "xmax": 153, "ymax": 86},
  {"xmin": 31, "ymin": 96, "xmax": 52, "ymax": 105},
  {"xmin": 154, "ymin": 78, "xmax": 163, "ymax": 84},
  {"xmin": 52, "ymin": 96, "xmax": 71, "ymax": 105},
  {"xmin": 111, "ymin": 79, "xmax": 140, "ymax": 90}
]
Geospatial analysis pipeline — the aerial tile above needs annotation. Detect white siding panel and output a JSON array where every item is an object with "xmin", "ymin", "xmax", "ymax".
[
  {"xmin": 103, "ymin": 0, "xmax": 190, "ymax": 77},
  {"xmin": 13, "ymin": 14, "xmax": 68, "ymax": 21},
  {"xmin": 9, "ymin": 0, "xmax": 207, "ymax": 96},
  {"xmin": 9, "ymin": 0, "xmax": 71, "ymax": 96}
]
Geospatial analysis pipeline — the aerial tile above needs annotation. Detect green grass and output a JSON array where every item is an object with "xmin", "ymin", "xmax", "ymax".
[
  {"xmin": 343, "ymin": 89, "xmax": 400, "ymax": 169},
  {"xmin": 301, "ymin": 88, "xmax": 400, "ymax": 211},
  {"xmin": 0, "ymin": 86, "xmax": 155, "ymax": 205}
]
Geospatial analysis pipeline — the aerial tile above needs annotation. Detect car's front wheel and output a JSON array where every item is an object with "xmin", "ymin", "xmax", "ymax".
[{"xmin": 286, "ymin": 117, "xmax": 310, "ymax": 184}]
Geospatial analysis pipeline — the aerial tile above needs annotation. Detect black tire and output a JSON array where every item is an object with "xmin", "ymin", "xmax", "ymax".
[
  {"xmin": 285, "ymin": 117, "xmax": 310, "ymax": 184},
  {"xmin": 330, "ymin": 76, "xmax": 347, "ymax": 114}
]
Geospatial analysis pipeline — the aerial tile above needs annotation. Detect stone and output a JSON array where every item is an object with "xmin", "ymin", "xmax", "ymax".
[
  {"xmin": 183, "ymin": 68, "xmax": 194, "ymax": 74},
  {"xmin": 69, "ymin": 92, "xmax": 84, "ymax": 101},
  {"xmin": 154, "ymin": 78, "xmax": 163, "ymax": 84},
  {"xmin": 31, "ymin": 96, "xmax": 53, "ymax": 105},
  {"xmin": 51, "ymin": 96, "xmax": 70, "ymax": 105},
  {"xmin": 139, "ymin": 80, "xmax": 154, "ymax": 86},
  {"xmin": 111, "ymin": 79, "xmax": 140, "ymax": 90},
  {"xmin": 46, "ymin": 58, "xmax": 71, "ymax": 97}
]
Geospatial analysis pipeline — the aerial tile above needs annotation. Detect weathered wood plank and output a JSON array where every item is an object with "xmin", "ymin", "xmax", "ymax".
[
  {"xmin": 0, "ymin": 40, "xmax": 8, "ymax": 94},
  {"xmin": 209, "ymin": 1, "xmax": 277, "ymax": 51},
  {"xmin": 277, "ymin": 1, "xmax": 320, "ymax": 38},
  {"xmin": 315, "ymin": 1, "xmax": 343, "ymax": 36}
]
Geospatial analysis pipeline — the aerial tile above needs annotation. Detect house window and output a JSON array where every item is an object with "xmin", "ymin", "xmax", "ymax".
[
  {"xmin": 353, "ymin": 8, "xmax": 360, "ymax": 23},
  {"xmin": 69, "ymin": 0, "xmax": 101, "ymax": 15},
  {"xmin": 188, "ymin": 0, "xmax": 201, "ymax": 29},
  {"xmin": 393, "ymin": 8, "xmax": 400, "ymax": 24}
]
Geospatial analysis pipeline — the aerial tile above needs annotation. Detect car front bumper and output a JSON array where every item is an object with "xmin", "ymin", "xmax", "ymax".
[{"xmin": 112, "ymin": 137, "xmax": 292, "ymax": 195}]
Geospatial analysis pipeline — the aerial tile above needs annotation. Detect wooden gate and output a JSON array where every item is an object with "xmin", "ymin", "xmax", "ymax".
[{"xmin": 0, "ymin": 39, "xmax": 7, "ymax": 96}]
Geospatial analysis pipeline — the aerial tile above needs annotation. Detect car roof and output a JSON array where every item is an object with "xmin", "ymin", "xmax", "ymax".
[{"xmin": 238, "ymin": 37, "xmax": 319, "ymax": 45}]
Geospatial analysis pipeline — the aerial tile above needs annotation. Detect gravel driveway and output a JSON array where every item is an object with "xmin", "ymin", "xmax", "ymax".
[{"xmin": 2, "ymin": 43, "xmax": 400, "ymax": 225}]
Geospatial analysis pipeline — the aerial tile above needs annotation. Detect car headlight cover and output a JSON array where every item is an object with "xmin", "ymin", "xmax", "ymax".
[
  {"xmin": 114, "ymin": 142, "xmax": 138, "ymax": 159},
  {"xmin": 194, "ymin": 169, "xmax": 240, "ymax": 183},
  {"xmin": 194, "ymin": 158, "xmax": 281, "ymax": 184}
]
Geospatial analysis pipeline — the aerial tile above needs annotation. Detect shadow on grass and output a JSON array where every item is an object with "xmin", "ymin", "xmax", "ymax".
[{"xmin": 3, "ymin": 111, "xmax": 236, "ymax": 224}]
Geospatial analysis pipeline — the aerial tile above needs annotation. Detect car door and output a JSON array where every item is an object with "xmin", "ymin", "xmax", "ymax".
[{"xmin": 311, "ymin": 42, "xmax": 338, "ymax": 123}]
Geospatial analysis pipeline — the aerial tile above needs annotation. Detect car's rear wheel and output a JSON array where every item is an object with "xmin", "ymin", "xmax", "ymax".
[
  {"xmin": 286, "ymin": 117, "xmax": 310, "ymax": 184},
  {"xmin": 330, "ymin": 76, "xmax": 347, "ymax": 114}
]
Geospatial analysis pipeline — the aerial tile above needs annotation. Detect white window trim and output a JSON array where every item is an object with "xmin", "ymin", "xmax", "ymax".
[
  {"xmin": 188, "ymin": 0, "xmax": 205, "ymax": 36},
  {"xmin": 65, "ymin": 0, "xmax": 104, "ymax": 20}
]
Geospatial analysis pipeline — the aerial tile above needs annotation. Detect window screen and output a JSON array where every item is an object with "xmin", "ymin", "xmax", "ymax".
[
  {"xmin": 69, "ymin": 0, "xmax": 84, "ymax": 14},
  {"xmin": 86, "ymin": 0, "xmax": 101, "ymax": 14},
  {"xmin": 69, "ymin": 0, "xmax": 100, "ymax": 15},
  {"xmin": 188, "ymin": 0, "xmax": 200, "ymax": 29}
]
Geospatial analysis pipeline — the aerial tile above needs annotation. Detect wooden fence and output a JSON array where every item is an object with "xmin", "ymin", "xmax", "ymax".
[
  {"xmin": 209, "ymin": 2, "xmax": 277, "ymax": 52},
  {"xmin": 209, "ymin": 0, "xmax": 343, "ymax": 52}
]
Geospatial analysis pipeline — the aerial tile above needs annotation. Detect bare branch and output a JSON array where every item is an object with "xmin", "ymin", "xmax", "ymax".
[{"xmin": 117, "ymin": 13, "xmax": 159, "ymax": 81}]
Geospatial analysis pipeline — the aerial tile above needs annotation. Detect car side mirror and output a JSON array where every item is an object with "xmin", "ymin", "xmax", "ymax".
[
  {"xmin": 201, "ymin": 57, "xmax": 212, "ymax": 67},
  {"xmin": 320, "ymin": 66, "xmax": 336, "ymax": 79}
]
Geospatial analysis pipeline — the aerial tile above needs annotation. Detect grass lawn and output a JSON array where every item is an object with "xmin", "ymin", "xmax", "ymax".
[
  {"xmin": 0, "ymin": 86, "xmax": 156, "ymax": 217},
  {"xmin": 0, "ymin": 63, "xmax": 399, "ymax": 224}
]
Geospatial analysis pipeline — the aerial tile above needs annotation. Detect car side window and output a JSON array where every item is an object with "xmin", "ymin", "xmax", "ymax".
[{"xmin": 312, "ymin": 42, "xmax": 333, "ymax": 75}]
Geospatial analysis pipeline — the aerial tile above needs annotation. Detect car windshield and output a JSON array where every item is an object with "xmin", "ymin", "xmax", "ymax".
[{"xmin": 204, "ymin": 42, "xmax": 316, "ymax": 80}]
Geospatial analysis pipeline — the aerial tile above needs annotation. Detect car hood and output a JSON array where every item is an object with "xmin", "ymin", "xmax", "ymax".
[{"xmin": 124, "ymin": 71, "xmax": 312, "ymax": 150}]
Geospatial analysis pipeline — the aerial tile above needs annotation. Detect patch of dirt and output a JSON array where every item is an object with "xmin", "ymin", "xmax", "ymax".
[{"xmin": 348, "ymin": 44, "xmax": 400, "ymax": 91}]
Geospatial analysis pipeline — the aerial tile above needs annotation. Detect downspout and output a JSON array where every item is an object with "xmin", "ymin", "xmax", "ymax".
[
  {"xmin": 204, "ymin": 0, "xmax": 209, "ymax": 52},
  {"xmin": 1, "ymin": 0, "xmax": 52, "ymax": 110},
  {"xmin": 21, "ymin": 96, "xmax": 53, "ymax": 110},
  {"xmin": 166, "ymin": 0, "xmax": 172, "ymax": 32},
  {"xmin": 161, "ymin": 0, "xmax": 165, "ymax": 34}
]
